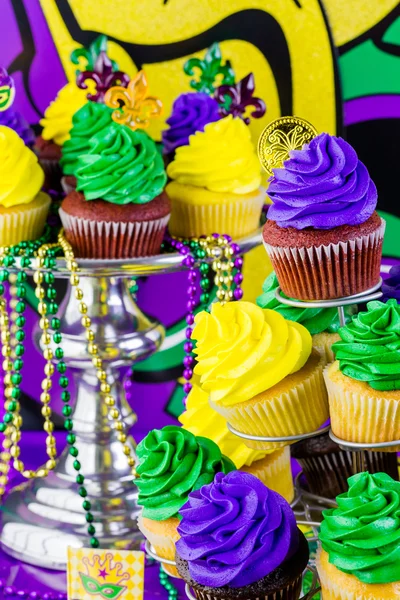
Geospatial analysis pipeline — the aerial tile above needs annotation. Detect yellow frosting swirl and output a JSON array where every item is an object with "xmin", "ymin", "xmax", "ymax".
[
  {"xmin": 0, "ymin": 126, "xmax": 44, "ymax": 207},
  {"xmin": 193, "ymin": 301, "xmax": 312, "ymax": 407},
  {"xmin": 40, "ymin": 83, "xmax": 87, "ymax": 145},
  {"xmin": 167, "ymin": 115, "xmax": 261, "ymax": 194},
  {"xmin": 179, "ymin": 383, "xmax": 269, "ymax": 467}
]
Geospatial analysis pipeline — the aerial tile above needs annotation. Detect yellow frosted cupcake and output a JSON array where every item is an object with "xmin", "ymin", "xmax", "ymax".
[
  {"xmin": 0, "ymin": 126, "xmax": 50, "ymax": 245},
  {"xmin": 192, "ymin": 301, "xmax": 329, "ymax": 451},
  {"xmin": 317, "ymin": 471, "xmax": 400, "ymax": 600},
  {"xmin": 180, "ymin": 383, "xmax": 294, "ymax": 502},
  {"xmin": 135, "ymin": 425, "xmax": 235, "ymax": 577},
  {"xmin": 326, "ymin": 300, "xmax": 400, "ymax": 446},
  {"xmin": 35, "ymin": 83, "xmax": 87, "ymax": 189},
  {"xmin": 166, "ymin": 115, "xmax": 264, "ymax": 238}
]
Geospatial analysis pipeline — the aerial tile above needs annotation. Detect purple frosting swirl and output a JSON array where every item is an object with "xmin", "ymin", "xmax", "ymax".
[
  {"xmin": 382, "ymin": 265, "xmax": 400, "ymax": 303},
  {"xmin": 162, "ymin": 92, "xmax": 221, "ymax": 155},
  {"xmin": 267, "ymin": 132, "xmax": 377, "ymax": 230},
  {"xmin": 176, "ymin": 471, "xmax": 299, "ymax": 588},
  {"xmin": 0, "ymin": 108, "xmax": 35, "ymax": 146}
]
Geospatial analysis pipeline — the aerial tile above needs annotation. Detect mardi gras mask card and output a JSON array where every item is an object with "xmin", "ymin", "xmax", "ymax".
[{"xmin": 67, "ymin": 547, "xmax": 144, "ymax": 600}]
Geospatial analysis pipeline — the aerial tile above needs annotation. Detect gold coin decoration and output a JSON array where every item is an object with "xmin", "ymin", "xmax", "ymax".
[{"xmin": 257, "ymin": 116, "xmax": 318, "ymax": 177}]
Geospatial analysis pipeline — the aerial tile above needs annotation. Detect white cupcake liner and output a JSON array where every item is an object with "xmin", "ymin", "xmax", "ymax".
[
  {"xmin": 0, "ymin": 192, "xmax": 50, "ymax": 246},
  {"xmin": 59, "ymin": 208, "xmax": 170, "ymax": 258},
  {"xmin": 168, "ymin": 192, "xmax": 265, "ymax": 238},
  {"xmin": 60, "ymin": 176, "xmax": 76, "ymax": 195},
  {"xmin": 324, "ymin": 366, "xmax": 400, "ymax": 449},
  {"xmin": 137, "ymin": 513, "xmax": 180, "ymax": 578},
  {"xmin": 263, "ymin": 219, "xmax": 385, "ymax": 300}
]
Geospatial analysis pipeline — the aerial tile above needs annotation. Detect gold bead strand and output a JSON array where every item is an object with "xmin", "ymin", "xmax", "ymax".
[{"xmin": 58, "ymin": 231, "xmax": 136, "ymax": 475}]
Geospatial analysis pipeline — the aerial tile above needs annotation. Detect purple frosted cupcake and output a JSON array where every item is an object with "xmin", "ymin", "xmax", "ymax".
[
  {"xmin": 0, "ymin": 107, "xmax": 34, "ymax": 147},
  {"xmin": 381, "ymin": 265, "xmax": 400, "ymax": 303},
  {"xmin": 176, "ymin": 471, "xmax": 309, "ymax": 600},
  {"xmin": 162, "ymin": 92, "xmax": 220, "ymax": 162},
  {"xmin": 263, "ymin": 133, "xmax": 385, "ymax": 300}
]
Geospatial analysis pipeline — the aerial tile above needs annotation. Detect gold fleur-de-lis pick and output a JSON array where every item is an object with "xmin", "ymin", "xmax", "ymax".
[{"xmin": 104, "ymin": 71, "xmax": 163, "ymax": 131}]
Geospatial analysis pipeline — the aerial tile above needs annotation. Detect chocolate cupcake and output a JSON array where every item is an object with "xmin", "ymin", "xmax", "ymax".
[
  {"xmin": 59, "ymin": 123, "xmax": 169, "ymax": 258},
  {"xmin": 176, "ymin": 471, "xmax": 309, "ymax": 600},
  {"xmin": 291, "ymin": 431, "xmax": 398, "ymax": 499},
  {"xmin": 263, "ymin": 133, "xmax": 384, "ymax": 300}
]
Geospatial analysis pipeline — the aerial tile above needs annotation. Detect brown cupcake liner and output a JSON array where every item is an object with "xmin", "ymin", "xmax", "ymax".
[
  {"xmin": 263, "ymin": 219, "xmax": 385, "ymax": 300},
  {"xmin": 38, "ymin": 157, "xmax": 63, "ymax": 192},
  {"xmin": 59, "ymin": 208, "xmax": 170, "ymax": 258},
  {"xmin": 295, "ymin": 450, "xmax": 398, "ymax": 498},
  {"xmin": 188, "ymin": 574, "xmax": 303, "ymax": 600}
]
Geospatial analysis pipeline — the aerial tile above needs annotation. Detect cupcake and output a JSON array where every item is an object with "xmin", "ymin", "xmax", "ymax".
[
  {"xmin": 291, "ymin": 431, "xmax": 399, "ymax": 499},
  {"xmin": 0, "ymin": 126, "xmax": 50, "ymax": 245},
  {"xmin": 180, "ymin": 383, "xmax": 294, "ymax": 502},
  {"xmin": 381, "ymin": 265, "xmax": 400, "ymax": 302},
  {"xmin": 36, "ymin": 83, "xmax": 87, "ymax": 189},
  {"xmin": 262, "ymin": 132, "xmax": 385, "ymax": 300},
  {"xmin": 257, "ymin": 271, "xmax": 355, "ymax": 363},
  {"xmin": 162, "ymin": 92, "xmax": 221, "ymax": 163},
  {"xmin": 192, "ymin": 301, "xmax": 329, "ymax": 450},
  {"xmin": 135, "ymin": 425, "xmax": 235, "ymax": 577},
  {"xmin": 176, "ymin": 471, "xmax": 309, "ymax": 600},
  {"xmin": 166, "ymin": 115, "xmax": 264, "ymax": 238},
  {"xmin": 60, "ymin": 101, "xmax": 113, "ymax": 194},
  {"xmin": 326, "ymin": 300, "xmax": 400, "ymax": 446},
  {"xmin": 0, "ymin": 107, "xmax": 34, "ymax": 148},
  {"xmin": 317, "ymin": 471, "xmax": 400, "ymax": 599},
  {"xmin": 59, "ymin": 123, "xmax": 170, "ymax": 258}
]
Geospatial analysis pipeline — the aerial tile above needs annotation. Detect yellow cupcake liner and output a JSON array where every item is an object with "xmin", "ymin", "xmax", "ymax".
[
  {"xmin": 137, "ymin": 513, "xmax": 180, "ymax": 578},
  {"xmin": 0, "ymin": 192, "xmax": 50, "ymax": 246},
  {"xmin": 324, "ymin": 367, "xmax": 400, "ymax": 450},
  {"xmin": 243, "ymin": 447, "xmax": 294, "ymax": 503},
  {"xmin": 167, "ymin": 184, "xmax": 264, "ymax": 238},
  {"xmin": 312, "ymin": 332, "xmax": 340, "ymax": 365},
  {"xmin": 316, "ymin": 548, "xmax": 400, "ymax": 600},
  {"xmin": 210, "ymin": 357, "xmax": 329, "ymax": 451}
]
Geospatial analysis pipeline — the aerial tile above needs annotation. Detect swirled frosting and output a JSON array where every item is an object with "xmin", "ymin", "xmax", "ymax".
[
  {"xmin": 179, "ymin": 383, "xmax": 268, "ymax": 468},
  {"xmin": 60, "ymin": 102, "xmax": 113, "ymax": 176},
  {"xmin": 319, "ymin": 471, "xmax": 400, "ymax": 584},
  {"xmin": 382, "ymin": 265, "xmax": 400, "ymax": 303},
  {"xmin": 167, "ymin": 115, "xmax": 261, "ymax": 194},
  {"xmin": 192, "ymin": 301, "xmax": 311, "ymax": 407},
  {"xmin": 257, "ymin": 272, "xmax": 353, "ymax": 334},
  {"xmin": 135, "ymin": 425, "xmax": 235, "ymax": 521},
  {"xmin": 176, "ymin": 471, "xmax": 299, "ymax": 588},
  {"xmin": 332, "ymin": 299, "xmax": 400, "ymax": 391},
  {"xmin": 0, "ymin": 126, "xmax": 44, "ymax": 207},
  {"xmin": 0, "ymin": 108, "xmax": 34, "ymax": 146},
  {"xmin": 39, "ymin": 83, "xmax": 87, "ymax": 146},
  {"xmin": 162, "ymin": 93, "xmax": 221, "ymax": 155},
  {"xmin": 75, "ymin": 123, "xmax": 167, "ymax": 204},
  {"xmin": 267, "ymin": 132, "xmax": 377, "ymax": 230}
]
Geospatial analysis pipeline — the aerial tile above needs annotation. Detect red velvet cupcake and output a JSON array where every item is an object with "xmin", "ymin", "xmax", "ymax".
[
  {"xmin": 59, "ymin": 123, "xmax": 169, "ymax": 259},
  {"xmin": 263, "ymin": 133, "xmax": 384, "ymax": 300}
]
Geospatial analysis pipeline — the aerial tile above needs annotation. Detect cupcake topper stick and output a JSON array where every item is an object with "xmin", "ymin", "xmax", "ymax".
[
  {"xmin": 184, "ymin": 43, "xmax": 235, "ymax": 95},
  {"xmin": 71, "ymin": 34, "xmax": 119, "ymax": 76},
  {"xmin": 0, "ymin": 68, "xmax": 15, "ymax": 112},
  {"xmin": 104, "ymin": 71, "xmax": 163, "ymax": 130},
  {"xmin": 76, "ymin": 52, "xmax": 130, "ymax": 103},
  {"xmin": 214, "ymin": 73, "xmax": 266, "ymax": 125},
  {"xmin": 257, "ymin": 116, "xmax": 318, "ymax": 177}
]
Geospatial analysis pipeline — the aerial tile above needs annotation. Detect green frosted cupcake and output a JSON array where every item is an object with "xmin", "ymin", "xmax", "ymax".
[{"xmin": 257, "ymin": 272, "xmax": 355, "ymax": 363}]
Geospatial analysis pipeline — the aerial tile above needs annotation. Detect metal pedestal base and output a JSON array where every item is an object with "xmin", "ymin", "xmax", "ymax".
[{"xmin": 1, "ymin": 276, "xmax": 164, "ymax": 570}]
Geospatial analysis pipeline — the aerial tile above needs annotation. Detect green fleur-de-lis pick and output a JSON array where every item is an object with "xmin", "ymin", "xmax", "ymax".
[
  {"xmin": 183, "ymin": 42, "xmax": 235, "ymax": 95},
  {"xmin": 71, "ymin": 34, "xmax": 119, "ymax": 76}
]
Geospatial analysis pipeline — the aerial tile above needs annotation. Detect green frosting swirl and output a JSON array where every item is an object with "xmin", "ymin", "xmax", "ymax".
[
  {"xmin": 75, "ymin": 123, "xmax": 167, "ymax": 204},
  {"xmin": 332, "ymin": 299, "xmax": 400, "ymax": 391},
  {"xmin": 60, "ymin": 102, "xmax": 113, "ymax": 176},
  {"xmin": 320, "ymin": 472, "xmax": 400, "ymax": 584},
  {"xmin": 257, "ymin": 272, "xmax": 353, "ymax": 335},
  {"xmin": 136, "ymin": 425, "xmax": 235, "ymax": 521}
]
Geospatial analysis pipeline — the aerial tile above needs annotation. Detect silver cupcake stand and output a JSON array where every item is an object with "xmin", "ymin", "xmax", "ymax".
[{"xmin": 147, "ymin": 276, "xmax": 399, "ymax": 599}]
